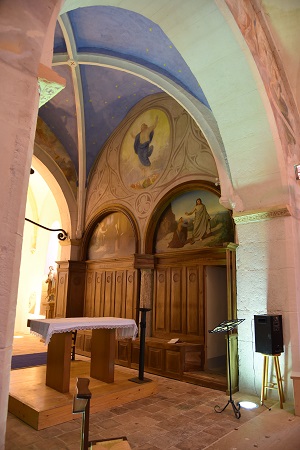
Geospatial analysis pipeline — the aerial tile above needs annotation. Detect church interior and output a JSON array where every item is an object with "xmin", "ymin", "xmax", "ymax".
[{"xmin": 1, "ymin": 1, "xmax": 300, "ymax": 448}]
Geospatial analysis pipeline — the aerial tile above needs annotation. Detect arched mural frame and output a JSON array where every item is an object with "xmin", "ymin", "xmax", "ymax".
[
  {"xmin": 82, "ymin": 204, "xmax": 141, "ymax": 261},
  {"xmin": 144, "ymin": 180, "xmax": 234, "ymax": 255}
]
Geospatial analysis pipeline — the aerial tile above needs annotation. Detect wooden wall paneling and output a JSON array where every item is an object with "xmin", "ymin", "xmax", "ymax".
[
  {"xmin": 198, "ymin": 265, "xmax": 205, "ymax": 342},
  {"xmin": 75, "ymin": 331, "xmax": 85, "ymax": 353},
  {"xmin": 165, "ymin": 350, "xmax": 181, "ymax": 379},
  {"xmin": 186, "ymin": 265, "xmax": 201, "ymax": 337},
  {"xmin": 55, "ymin": 271, "xmax": 68, "ymax": 317},
  {"xmin": 170, "ymin": 267, "xmax": 183, "ymax": 334},
  {"xmin": 153, "ymin": 268, "xmax": 169, "ymax": 336},
  {"xmin": 131, "ymin": 339, "xmax": 140, "ymax": 368},
  {"xmin": 115, "ymin": 270, "xmax": 125, "ymax": 318},
  {"xmin": 94, "ymin": 271, "xmax": 104, "ymax": 317},
  {"xmin": 84, "ymin": 271, "xmax": 96, "ymax": 317},
  {"xmin": 115, "ymin": 338, "xmax": 132, "ymax": 367},
  {"xmin": 103, "ymin": 271, "xmax": 115, "ymax": 316},
  {"xmin": 147, "ymin": 346, "xmax": 164, "ymax": 373},
  {"xmin": 66, "ymin": 262, "xmax": 86, "ymax": 317},
  {"xmin": 125, "ymin": 270, "xmax": 137, "ymax": 319},
  {"xmin": 84, "ymin": 331, "xmax": 92, "ymax": 353}
]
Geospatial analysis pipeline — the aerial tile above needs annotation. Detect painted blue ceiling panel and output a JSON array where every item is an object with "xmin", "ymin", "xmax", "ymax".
[
  {"xmin": 54, "ymin": 21, "xmax": 67, "ymax": 53},
  {"xmin": 82, "ymin": 65, "xmax": 162, "ymax": 175},
  {"xmin": 67, "ymin": 6, "xmax": 209, "ymax": 108},
  {"xmin": 39, "ymin": 65, "xmax": 79, "ymax": 172},
  {"xmin": 44, "ymin": 5, "xmax": 212, "ymax": 183}
]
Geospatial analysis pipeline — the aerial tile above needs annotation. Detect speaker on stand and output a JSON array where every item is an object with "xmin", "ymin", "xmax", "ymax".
[
  {"xmin": 254, "ymin": 314, "xmax": 284, "ymax": 409},
  {"xmin": 254, "ymin": 315, "xmax": 283, "ymax": 355}
]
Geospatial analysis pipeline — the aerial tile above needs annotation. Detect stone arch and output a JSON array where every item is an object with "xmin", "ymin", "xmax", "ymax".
[{"xmin": 32, "ymin": 148, "xmax": 77, "ymax": 241}]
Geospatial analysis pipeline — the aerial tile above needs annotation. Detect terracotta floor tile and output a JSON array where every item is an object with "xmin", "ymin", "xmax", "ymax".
[{"xmin": 6, "ymin": 335, "xmax": 299, "ymax": 450}]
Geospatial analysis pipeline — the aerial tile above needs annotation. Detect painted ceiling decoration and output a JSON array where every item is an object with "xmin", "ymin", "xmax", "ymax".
[{"xmin": 39, "ymin": 6, "xmax": 210, "ymax": 180}]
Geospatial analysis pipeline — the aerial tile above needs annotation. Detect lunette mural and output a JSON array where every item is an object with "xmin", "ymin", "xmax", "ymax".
[
  {"xmin": 155, "ymin": 190, "xmax": 234, "ymax": 253},
  {"xmin": 87, "ymin": 212, "xmax": 135, "ymax": 260}
]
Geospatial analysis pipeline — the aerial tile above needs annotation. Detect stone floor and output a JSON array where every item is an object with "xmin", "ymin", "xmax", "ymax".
[{"xmin": 5, "ymin": 334, "xmax": 300, "ymax": 449}]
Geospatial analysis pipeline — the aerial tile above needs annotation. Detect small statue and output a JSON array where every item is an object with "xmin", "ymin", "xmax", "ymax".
[{"xmin": 46, "ymin": 266, "xmax": 56, "ymax": 302}]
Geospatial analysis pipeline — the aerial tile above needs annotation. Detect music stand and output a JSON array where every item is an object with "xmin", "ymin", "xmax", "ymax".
[{"xmin": 209, "ymin": 318, "xmax": 245, "ymax": 419}]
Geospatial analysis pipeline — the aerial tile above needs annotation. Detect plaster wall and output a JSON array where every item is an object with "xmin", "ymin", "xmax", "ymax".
[
  {"xmin": 236, "ymin": 213, "xmax": 297, "ymax": 402},
  {"xmin": 15, "ymin": 183, "xmax": 62, "ymax": 334},
  {"xmin": 86, "ymin": 93, "xmax": 219, "ymax": 249}
]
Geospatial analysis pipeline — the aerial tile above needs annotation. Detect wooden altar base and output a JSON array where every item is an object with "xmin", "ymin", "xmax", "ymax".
[{"xmin": 9, "ymin": 360, "xmax": 158, "ymax": 430}]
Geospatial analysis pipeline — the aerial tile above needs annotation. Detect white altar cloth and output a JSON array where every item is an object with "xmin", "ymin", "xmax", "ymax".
[{"xmin": 29, "ymin": 317, "xmax": 138, "ymax": 345}]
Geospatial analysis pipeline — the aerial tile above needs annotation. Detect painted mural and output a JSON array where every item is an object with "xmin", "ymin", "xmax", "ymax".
[
  {"xmin": 35, "ymin": 117, "xmax": 78, "ymax": 196},
  {"xmin": 87, "ymin": 212, "xmax": 135, "ymax": 260},
  {"xmin": 120, "ymin": 108, "xmax": 170, "ymax": 190},
  {"xmin": 155, "ymin": 190, "xmax": 234, "ymax": 253}
]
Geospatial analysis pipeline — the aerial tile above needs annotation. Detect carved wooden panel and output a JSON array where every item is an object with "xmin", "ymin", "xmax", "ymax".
[
  {"xmin": 131, "ymin": 341, "xmax": 140, "ymax": 368},
  {"xmin": 116, "ymin": 338, "xmax": 205, "ymax": 380},
  {"xmin": 85, "ymin": 271, "xmax": 95, "ymax": 317},
  {"xmin": 115, "ymin": 271, "xmax": 124, "ymax": 317},
  {"xmin": 104, "ymin": 271, "xmax": 114, "ymax": 316},
  {"xmin": 84, "ymin": 332, "xmax": 92, "ymax": 353},
  {"xmin": 115, "ymin": 339, "xmax": 131, "ymax": 367},
  {"xmin": 55, "ymin": 271, "xmax": 68, "ymax": 317},
  {"xmin": 186, "ymin": 266, "xmax": 203, "ymax": 336},
  {"xmin": 155, "ymin": 269, "xmax": 168, "ymax": 331},
  {"xmin": 125, "ymin": 270, "xmax": 137, "ymax": 319},
  {"xmin": 76, "ymin": 331, "xmax": 85, "ymax": 350},
  {"xmin": 67, "ymin": 268, "xmax": 86, "ymax": 317},
  {"xmin": 94, "ymin": 271, "xmax": 105, "ymax": 317},
  {"xmin": 75, "ymin": 330, "xmax": 92, "ymax": 356},
  {"xmin": 170, "ymin": 267, "xmax": 183, "ymax": 333},
  {"xmin": 55, "ymin": 261, "xmax": 86, "ymax": 318},
  {"xmin": 165, "ymin": 350, "xmax": 181, "ymax": 377},
  {"xmin": 153, "ymin": 259, "xmax": 205, "ymax": 343},
  {"xmin": 147, "ymin": 347, "xmax": 163, "ymax": 372},
  {"xmin": 84, "ymin": 259, "xmax": 138, "ymax": 322}
]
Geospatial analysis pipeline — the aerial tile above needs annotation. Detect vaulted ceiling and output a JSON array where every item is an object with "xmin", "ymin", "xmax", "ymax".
[
  {"xmin": 39, "ymin": 5, "xmax": 210, "ymax": 181},
  {"xmin": 37, "ymin": 1, "xmax": 300, "ymax": 214}
]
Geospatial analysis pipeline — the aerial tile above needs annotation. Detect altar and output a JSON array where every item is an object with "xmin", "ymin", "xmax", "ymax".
[{"xmin": 29, "ymin": 317, "xmax": 138, "ymax": 393}]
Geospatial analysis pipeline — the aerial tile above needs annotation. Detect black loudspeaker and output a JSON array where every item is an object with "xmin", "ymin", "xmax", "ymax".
[{"xmin": 254, "ymin": 315, "xmax": 283, "ymax": 355}]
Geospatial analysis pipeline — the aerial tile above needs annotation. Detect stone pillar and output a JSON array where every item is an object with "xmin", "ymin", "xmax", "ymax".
[
  {"xmin": 234, "ymin": 207, "xmax": 299, "ymax": 408},
  {"xmin": 134, "ymin": 255, "xmax": 155, "ymax": 337},
  {"xmin": 0, "ymin": 1, "xmax": 63, "ymax": 447}
]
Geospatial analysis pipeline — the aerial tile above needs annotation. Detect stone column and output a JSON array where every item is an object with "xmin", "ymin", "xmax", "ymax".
[{"xmin": 0, "ymin": 1, "xmax": 63, "ymax": 447}]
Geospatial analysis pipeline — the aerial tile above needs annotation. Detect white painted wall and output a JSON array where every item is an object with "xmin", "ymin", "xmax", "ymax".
[
  {"xmin": 15, "ymin": 169, "xmax": 62, "ymax": 335},
  {"xmin": 236, "ymin": 214, "xmax": 297, "ymax": 402}
]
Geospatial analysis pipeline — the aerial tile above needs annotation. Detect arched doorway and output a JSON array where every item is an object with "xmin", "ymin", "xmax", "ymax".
[{"xmin": 14, "ymin": 166, "xmax": 63, "ymax": 334}]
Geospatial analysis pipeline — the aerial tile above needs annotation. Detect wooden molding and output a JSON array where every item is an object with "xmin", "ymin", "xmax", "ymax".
[{"xmin": 134, "ymin": 254, "xmax": 155, "ymax": 269}]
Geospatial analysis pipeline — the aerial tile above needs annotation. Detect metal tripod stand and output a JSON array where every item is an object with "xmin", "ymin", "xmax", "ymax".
[{"xmin": 209, "ymin": 319, "xmax": 245, "ymax": 419}]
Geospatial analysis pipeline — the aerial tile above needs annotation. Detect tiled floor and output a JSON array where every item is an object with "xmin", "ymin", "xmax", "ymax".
[{"xmin": 5, "ymin": 334, "xmax": 300, "ymax": 450}]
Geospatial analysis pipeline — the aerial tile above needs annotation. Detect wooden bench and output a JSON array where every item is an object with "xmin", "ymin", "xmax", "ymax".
[{"xmin": 116, "ymin": 337, "xmax": 204, "ymax": 380}]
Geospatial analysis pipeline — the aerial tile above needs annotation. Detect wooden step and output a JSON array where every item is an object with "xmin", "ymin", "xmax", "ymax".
[{"xmin": 9, "ymin": 361, "xmax": 158, "ymax": 430}]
